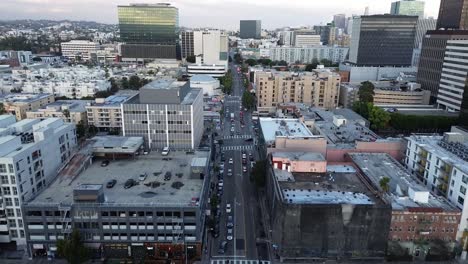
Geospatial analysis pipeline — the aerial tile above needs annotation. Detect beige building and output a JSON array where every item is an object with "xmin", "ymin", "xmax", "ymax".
[
  {"xmin": 85, "ymin": 93, "xmax": 137, "ymax": 133},
  {"xmin": 255, "ymin": 69, "xmax": 341, "ymax": 112},
  {"xmin": 340, "ymin": 81, "xmax": 431, "ymax": 108},
  {"xmin": 26, "ymin": 100, "xmax": 90, "ymax": 125},
  {"xmin": 0, "ymin": 93, "xmax": 55, "ymax": 120}
]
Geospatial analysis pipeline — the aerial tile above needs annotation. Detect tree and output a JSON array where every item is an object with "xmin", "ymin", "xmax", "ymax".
[
  {"xmin": 121, "ymin": 77, "xmax": 129, "ymax": 89},
  {"xmin": 220, "ymin": 72, "xmax": 233, "ymax": 94},
  {"xmin": 0, "ymin": 103, "xmax": 5, "ymax": 115},
  {"xmin": 320, "ymin": 59, "xmax": 334, "ymax": 67},
  {"xmin": 251, "ymin": 160, "xmax": 267, "ymax": 188},
  {"xmin": 234, "ymin": 53, "xmax": 243, "ymax": 64},
  {"xmin": 94, "ymin": 91, "xmax": 113, "ymax": 98},
  {"xmin": 358, "ymin": 81, "xmax": 375, "ymax": 103},
  {"xmin": 368, "ymin": 105, "xmax": 391, "ymax": 131},
  {"xmin": 147, "ymin": 69, "xmax": 155, "ymax": 75},
  {"xmin": 305, "ymin": 58, "xmax": 320, "ymax": 71},
  {"xmin": 104, "ymin": 68, "xmax": 110, "ymax": 79},
  {"xmin": 109, "ymin": 77, "xmax": 119, "ymax": 94},
  {"xmin": 277, "ymin": 60, "xmax": 288, "ymax": 66},
  {"xmin": 56, "ymin": 229, "xmax": 89, "ymax": 264},
  {"xmin": 352, "ymin": 101, "xmax": 371, "ymax": 119},
  {"xmin": 379, "ymin": 177, "xmax": 390, "ymax": 193},
  {"xmin": 245, "ymin": 59, "xmax": 257, "ymax": 66},
  {"xmin": 62, "ymin": 109, "xmax": 70, "ymax": 120},
  {"xmin": 242, "ymin": 91, "xmax": 256, "ymax": 110},
  {"xmin": 76, "ymin": 120, "xmax": 86, "ymax": 139},
  {"xmin": 186, "ymin": 55, "xmax": 196, "ymax": 63},
  {"xmin": 128, "ymin": 75, "xmax": 141, "ymax": 90}
]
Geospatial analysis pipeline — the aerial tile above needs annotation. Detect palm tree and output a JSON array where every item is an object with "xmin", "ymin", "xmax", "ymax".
[{"xmin": 379, "ymin": 177, "xmax": 390, "ymax": 193}]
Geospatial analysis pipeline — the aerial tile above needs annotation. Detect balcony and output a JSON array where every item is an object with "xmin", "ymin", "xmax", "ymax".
[{"xmin": 437, "ymin": 183, "xmax": 448, "ymax": 196}]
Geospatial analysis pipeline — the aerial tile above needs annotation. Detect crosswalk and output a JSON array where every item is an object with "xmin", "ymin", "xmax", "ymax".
[
  {"xmin": 221, "ymin": 145, "xmax": 255, "ymax": 151},
  {"xmin": 211, "ymin": 260, "xmax": 270, "ymax": 264},
  {"xmin": 222, "ymin": 135, "xmax": 252, "ymax": 140}
]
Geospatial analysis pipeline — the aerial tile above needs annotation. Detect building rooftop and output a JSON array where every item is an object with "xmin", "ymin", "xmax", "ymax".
[
  {"xmin": 88, "ymin": 92, "xmax": 137, "ymax": 108},
  {"xmin": 142, "ymin": 79, "xmax": 187, "ymax": 90},
  {"xmin": 349, "ymin": 153, "xmax": 459, "ymax": 212},
  {"xmin": 272, "ymin": 152, "xmax": 325, "ymax": 161},
  {"xmin": 91, "ymin": 136, "xmax": 144, "ymax": 154},
  {"xmin": 31, "ymin": 100, "xmax": 90, "ymax": 113},
  {"xmin": 190, "ymin": 74, "xmax": 217, "ymax": 83},
  {"xmin": 273, "ymin": 169, "xmax": 381, "ymax": 205},
  {"xmin": 259, "ymin": 118, "xmax": 316, "ymax": 143},
  {"xmin": 29, "ymin": 150, "xmax": 209, "ymax": 207},
  {"xmin": 0, "ymin": 93, "xmax": 52, "ymax": 104}
]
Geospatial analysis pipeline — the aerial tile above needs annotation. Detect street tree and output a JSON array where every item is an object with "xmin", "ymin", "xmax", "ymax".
[
  {"xmin": 358, "ymin": 81, "xmax": 375, "ymax": 103},
  {"xmin": 128, "ymin": 75, "xmax": 141, "ymax": 90},
  {"xmin": 245, "ymin": 59, "xmax": 257, "ymax": 66},
  {"xmin": 368, "ymin": 105, "xmax": 391, "ymax": 130},
  {"xmin": 242, "ymin": 91, "xmax": 255, "ymax": 110},
  {"xmin": 121, "ymin": 77, "xmax": 129, "ymax": 89},
  {"xmin": 56, "ymin": 229, "xmax": 89, "ymax": 264}
]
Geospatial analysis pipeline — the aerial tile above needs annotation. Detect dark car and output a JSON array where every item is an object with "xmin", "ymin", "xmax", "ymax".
[
  {"xmin": 106, "ymin": 179, "xmax": 117, "ymax": 188},
  {"xmin": 101, "ymin": 160, "xmax": 110, "ymax": 167},
  {"xmin": 124, "ymin": 179, "xmax": 135, "ymax": 189},
  {"xmin": 164, "ymin": 172, "xmax": 172, "ymax": 181},
  {"xmin": 218, "ymin": 241, "xmax": 227, "ymax": 254},
  {"xmin": 226, "ymin": 215, "xmax": 234, "ymax": 228},
  {"xmin": 245, "ymin": 138, "xmax": 253, "ymax": 142}
]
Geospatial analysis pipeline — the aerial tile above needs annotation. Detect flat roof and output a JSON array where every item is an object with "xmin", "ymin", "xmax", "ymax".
[
  {"xmin": 0, "ymin": 93, "xmax": 52, "ymax": 104},
  {"xmin": 142, "ymin": 79, "xmax": 187, "ymax": 90},
  {"xmin": 272, "ymin": 152, "xmax": 325, "ymax": 161},
  {"xmin": 259, "ymin": 118, "xmax": 315, "ymax": 143},
  {"xmin": 273, "ymin": 169, "xmax": 382, "ymax": 206},
  {"xmin": 88, "ymin": 93, "xmax": 137, "ymax": 108},
  {"xmin": 34, "ymin": 100, "xmax": 90, "ymax": 113},
  {"xmin": 30, "ymin": 150, "xmax": 209, "ymax": 207},
  {"xmin": 349, "ymin": 153, "xmax": 459, "ymax": 211},
  {"xmin": 91, "ymin": 136, "xmax": 144, "ymax": 154}
]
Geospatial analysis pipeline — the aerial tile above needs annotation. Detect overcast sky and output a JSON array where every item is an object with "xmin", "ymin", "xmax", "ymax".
[{"xmin": 1, "ymin": 0, "xmax": 441, "ymax": 29}]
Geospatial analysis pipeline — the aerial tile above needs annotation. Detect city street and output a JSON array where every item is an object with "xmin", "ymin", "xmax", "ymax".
[{"xmin": 207, "ymin": 62, "xmax": 265, "ymax": 262}]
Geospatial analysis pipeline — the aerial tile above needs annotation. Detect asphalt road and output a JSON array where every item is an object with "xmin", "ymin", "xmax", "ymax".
[{"xmin": 208, "ymin": 63, "xmax": 263, "ymax": 262}]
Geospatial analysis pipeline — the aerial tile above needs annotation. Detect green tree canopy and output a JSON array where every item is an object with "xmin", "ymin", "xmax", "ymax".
[
  {"xmin": 242, "ymin": 91, "xmax": 255, "ymax": 110},
  {"xmin": 56, "ymin": 230, "xmax": 89, "ymax": 264},
  {"xmin": 0, "ymin": 103, "xmax": 5, "ymax": 115},
  {"xmin": 186, "ymin": 55, "xmax": 196, "ymax": 63},
  {"xmin": 379, "ymin": 177, "xmax": 390, "ymax": 193},
  {"xmin": 358, "ymin": 81, "xmax": 375, "ymax": 103},
  {"xmin": 128, "ymin": 75, "xmax": 141, "ymax": 90},
  {"xmin": 245, "ymin": 59, "xmax": 257, "ymax": 66},
  {"xmin": 368, "ymin": 105, "xmax": 391, "ymax": 130},
  {"xmin": 121, "ymin": 77, "xmax": 129, "ymax": 89}
]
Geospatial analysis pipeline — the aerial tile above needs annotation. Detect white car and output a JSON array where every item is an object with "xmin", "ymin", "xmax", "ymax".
[
  {"xmin": 226, "ymin": 203, "xmax": 231, "ymax": 213},
  {"xmin": 139, "ymin": 173, "xmax": 147, "ymax": 181},
  {"xmin": 161, "ymin": 147, "xmax": 170, "ymax": 156},
  {"xmin": 229, "ymin": 158, "xmax": 233, "ymax": 164},
  {"xmin": 227, "ymin": 169, "xmax": 233, "ymax": 176},
  {"xmin": 227, "ymin": 228, "xmax": 233, "ymax": 241}
]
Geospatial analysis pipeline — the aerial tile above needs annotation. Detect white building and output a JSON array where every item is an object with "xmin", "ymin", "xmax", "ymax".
[
  {"xmin": 405, "ymin": 131, "xmax": 468, "ymax": 239},
  {"xmin": 189, "ymin": 74, "xmax": 220, "ymax": 96},
  {"xmin": 61, "ymin": 40, "xmax": 100, "ymax": 61},
  {"xmin": 269, "ymin": 46, "xmax": 349, "ymax": 64},
  {"xmin": 0, "ymin": 116, "xmax": 77, "ymax": 245},
  {"xmin": 339, "ymin": 63, "xmax": 417, "ymax": 82},
  {"xmin": 187, "ymin": 64, "xmax": 226, "ymax": 78},
  {"xmin": 0, "ymin": 51, "xmax": 32, "ymax": 66},
  {"xmin": 437, "ymin": 40, "xmax": 468, "ymax": 112},
  {"xmin": 294, "ymin": 35, "xmax": 321, "ymax": 47},
  {"xmin": 279, "ymin": 31, "xmax": 294, "ymax": 46}
]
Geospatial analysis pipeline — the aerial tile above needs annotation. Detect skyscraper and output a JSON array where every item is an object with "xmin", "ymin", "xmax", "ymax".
[
  {"xmin": 333, "ymin": 14, "xmax": 346, "ymax": 29},
  {"xmin": 436, "ymin": 0, "xmax": 468, "ymax": 29},
  {"xmin": 349, "ymin": 15, "xmax": 418, "ymax": 66},
  {"xmin": 118, "ymin": 3, "xmax": 179, "ymax": 60},
  {"xmin": 181, "ymin": 30, "xmax": 229, "ymax": 68},
  {"xmin": 239, "ymin": 20, "xmax": 261, "ymax": 39},
  {"xmin": 390, "ymin": 0, "xmax": 425, "ymax": 17},
  {"xmin": 414, "ymin": 18, "xmax": 437, "ymax": 48}
]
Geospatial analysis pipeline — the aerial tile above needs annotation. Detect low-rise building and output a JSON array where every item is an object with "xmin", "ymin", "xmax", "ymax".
[
  {"xmin": 26, "ymin": 100, "xmax": 90, "ymax": 125},
  {"xmin": 350, "ymin": 153, "xmax": 461, "ymax": 257},
  {"xmin": 186, "ymin": 64, "xmax": 226, "ymax": 78},
  {"xmin": 61, "ymin": 40, "xmax": 100, "ymax": 61},
  {"xmin": 405, "ymin": 131, "xmax": 468, "ymax": 239},
  {"xmin": 340, "ymin": 81, "xmax": 431, "ymax": 108},
  {"xmin": 189, "ymin": 75, "xmax": 220, "ymax": 96},
  {"xmin": 339, "ymin": 63, "xmax": 418, "ymax": 82},
  {"xmin": 0, "ymin": 93, "xmax": 55, "ymax": 120},
  {"xmin": 122, "ymin": 79, "xmax": 203, "ymax": 150},
  {"xmin": 22, "ymin": 149, "xmax": 210, "ymax": 262},
  {"xmin": 265, "ymin": 151, "xmax": 391, "ymax": 261},
  {"xmin": 255, "ymin": 69, "xmax": 341, "ymax": 112},
  {"xmin": 0, "ymin": 116, "xmax": 77, "ymax": 245},
  {"xmin": 86, "ymin": 92, "xmax": 137, "ymax": 133}
]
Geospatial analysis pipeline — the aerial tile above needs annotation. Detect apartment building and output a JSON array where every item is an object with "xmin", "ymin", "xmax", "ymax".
[
  {"xmin": 255, "ymin": 69, "xmax": 341, "ymax": 112},
  {"xmin": 340, "ymin": 81, "xmax": 431, "ymax": 108},
  {"xmin": 0, "ymin": 94, "xmax": 55, "ymax": 120},
  {"xmin": 294, "ymin": 34, "xmax": 321, "ymax": 47},
  {"xmin": 350, "ymin": 153, "xmax": 461, "ymax": 256},
  {"xmin": 26, "ymin": 100, "xmax": 90, "ymax": 125},
  {"xmin": 405, "ymin": 131, "xmax": 468, "ymax": 239},
  {"xmin": 269, "ymin": 46, "xmax": 349, "ymax": 64},
  {"xmin": 122, "ymin": 79, "xmax": 203, "ymax": 150},
  {"xmin": 437, "ymin": 40, "xmax": 468, "ymax": 112},
  {"xmin": 86, "ymin": 93, "xmax": 137, "ymax": 133},
  {"xmin": 21, "ymin": 149, "xmax": 210, "ymax": 262},
  {"xmin": 61, "ymin": 40, "xmax": 100, "ymax": 61},
  {"xmin": 0, "ymin": 116, "xmax": 77, "ymax": 245}
]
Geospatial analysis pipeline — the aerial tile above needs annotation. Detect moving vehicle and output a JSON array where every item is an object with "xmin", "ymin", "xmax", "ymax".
[
  {"xmin": 230, "ymin": 113, "xmax": 235, "ymax": 121},
  {"xmin": 106, "ymin": 179, "xmax": 117, "ymax": 188},
  {"xmin": 139, "ymin": 173, "xmax": 147, "ymax": 181},
  {"xmin": 226, "ymin": 203, "xmax": 231, "ymax": 213},
  {"xmin": 227, "ymin": 169, "xmax": 233, "ymax": 176},
  {"xmin": 218, "ymin": 241, "xmax": 228, "ymax": 254},
  {"xmin": 243, "ymin": 166, "xmax": 247, "ymax": 173},
  {"xmin": 229, "ymin": 158, "xmax": 233, "ymax": 164},
  {"xmin": 101, "ymin": 160, "xmax": 110, "ymax": 167},
  {"xmin": 227, "ymin": 215, "xmax": 234, "ymax": 227},
  {"xmin": 161, "ymin": 147, "xmax": 170, "ymax": 156},
  {"xmin": 227, "ymin": 228, "xmax": 233, "ymax": 241}
]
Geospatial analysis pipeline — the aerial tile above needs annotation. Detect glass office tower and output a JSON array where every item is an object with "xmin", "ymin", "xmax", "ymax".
[
  {"xmin": 117, "ymin": 3, "xmax": 179, "ymax": 59},
  {"xmin": 390, "ymin": 0, "xmax": 425, "ymax": 18}
]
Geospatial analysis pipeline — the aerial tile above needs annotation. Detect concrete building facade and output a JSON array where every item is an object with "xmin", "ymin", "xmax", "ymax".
[
  {"xmin": 269, "ymin": 46, "xmax": 349, "ymax": 64},
  {"xmin": 122, "ymin": 80, "xmax": 203, "ymax": 150},
  {"xmin": 61, "ymin": 40, "xmax": 100, "ymax": 61},
  {"xmin": 0, "ymin": 94, "xmax": 55, "ymax": 121},
  {"xmin": 255, "ymin": 70, "xmax": 341, "ymax": 111},
  {"xmin": 239, "ymin": 20, "xmax": 261, "ymax": 39},
  {"xmin": 26, "ymin": 100, "xmax": 90, "ymax": 125},
  {"xmin": 294, "ymin": 34, "xmax": 321, "ymax": 47},
  {"xmin": 0, "ymin": 117, "xmax": 77, "ymax": 245},
  {"xmin": 436, "ymin": 0, "xmax": 468, "ymax": 30}
]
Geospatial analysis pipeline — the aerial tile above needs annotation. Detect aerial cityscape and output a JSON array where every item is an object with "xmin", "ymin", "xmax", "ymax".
[{"xmin": 2, "ymin": 0, "xmax": 468, "ymax": 263}]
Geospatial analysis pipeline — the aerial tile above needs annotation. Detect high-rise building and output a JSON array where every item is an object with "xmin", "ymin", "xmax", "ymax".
[
  {"xmin": 436, "ymin": 40, "xmax": 468, "ymax": 112},
  {"xmin": 414, "ymin": 18, "xmax": 437, "ymax": 48},
  {"xmin": 436, "ymin": 0, "xmax": 468, "ymax": 29},
  {"xmin": 390, "ymin": 0, "xmax": 425, "ymax": 17},
  {"xmin": 333, "ymin": 14, "xmax": 346, "ymax": 29},
  {"xmin": 122, "ymin": 79, "xmax": 203, "ymax": 150},
  {"xmin": 255, "ymin": 69, "xmax": 341, "ymax": 112},
  {"xmin": 117, "ymin": 3, "xmax": 179, "ymax": 60},
  {"xmin": 239, "ymin": 20, "xmax": 261, "ymax": 39},
  {"xmin": 0, "ymin": 116, "xmax": 77, "ymax": 245},
  {"xmin": 417, "ymin": 30, "xmax": 468, "ymax": 100},
  {"xmin": 313, "ymin": 24, "xmax": 336, "ymax": 45},
  {"xmin": 181, "ymin": 30, "xmax": 228, "ymax": 67},
  {"xmin": 349, "ymin": 15, "xmax": 418, "ymax": 66}
]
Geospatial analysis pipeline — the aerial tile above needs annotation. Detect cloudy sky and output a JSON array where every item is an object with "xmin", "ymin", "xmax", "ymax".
[{"xmin": 1, "ymin": 0, "xmax": 441, "ymax": 29}]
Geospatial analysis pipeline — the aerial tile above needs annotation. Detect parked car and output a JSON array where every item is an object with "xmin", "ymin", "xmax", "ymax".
[
  {"xmin": 106, "ymin": 179, "xmax": 117, "ymax": 188},
  {"xmin": 227, "ymin": 215, "xmax": 234, "ymax": 227},
  {"xmin": 226, "ymin": 203, "xmax": 231, "ymax": 213},
  {"xmin": 227, "ymin": 169, "xmax": 233, "ymax": 177},
  {"xmin": 227, "ymin": 228, "xmax": 233, "ymax": 241},
  {"xmin": 124, "ymin": 179, "xmax": 135, "ymax": 189},
  {"xmin": 139, "ymin": 173, "xmax": 147, "ymax": 181},
  {"xmin": 161, "ymin": 147, "xmax": 170, "ymax": 156},
  {"xmin": 229, "ymin": 158, "xmax": 233, "ymax": 164},
  {"xmin": 243, "ymin": 166, "xmax": 247, "ymax": 173},
  {"xmin": 101, "ymin": 160, "xmax": 110, "ymax": 167},
  {"xmin": 245, "ymin": 138, "xmax": 253, "ymax": 142},
  {"xmin": 164, "ymin": 172, "xmax": 172, "ymax": 181}
]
